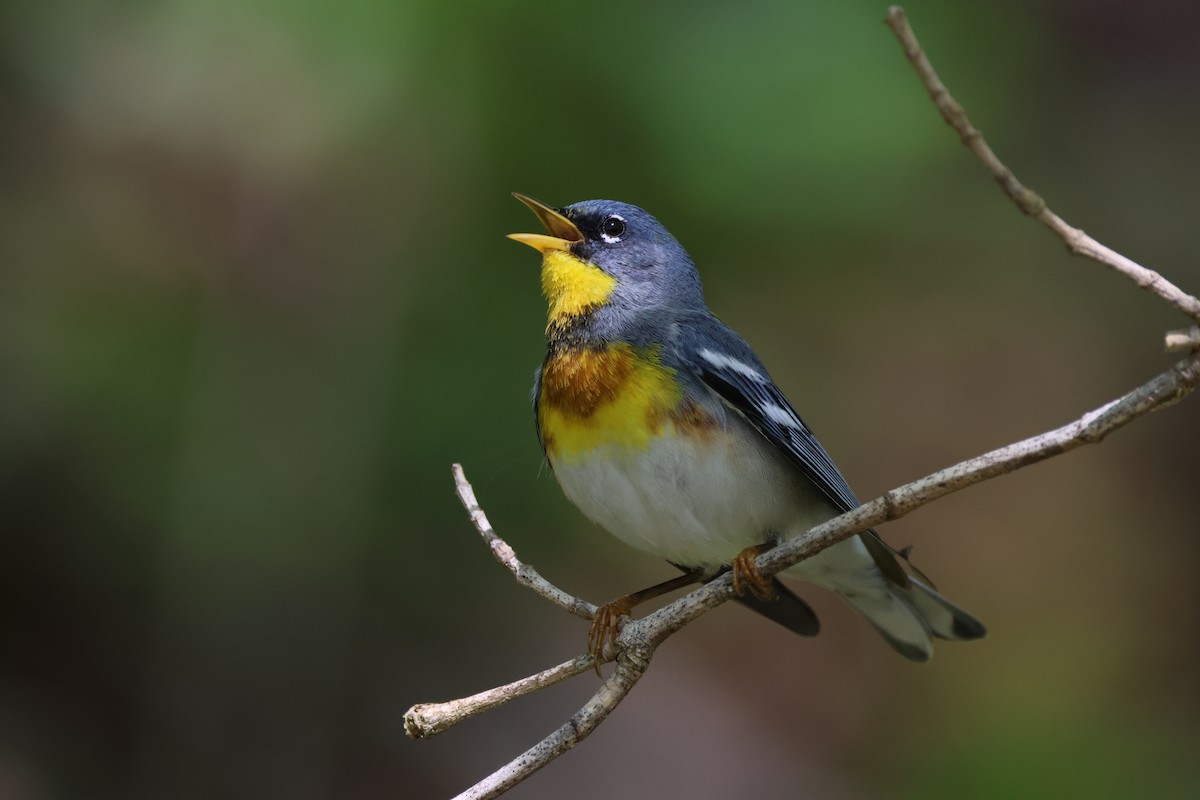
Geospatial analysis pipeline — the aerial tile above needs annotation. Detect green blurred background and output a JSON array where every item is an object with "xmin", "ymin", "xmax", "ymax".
[{"xmin": 3, "ymin": 0, "xmax": 1200, "ymax": 797}]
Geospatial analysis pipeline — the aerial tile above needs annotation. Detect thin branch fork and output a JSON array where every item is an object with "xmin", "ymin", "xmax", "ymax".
[{"xmin": 407, "ymin": 8, "xmax": 1200, "ymax": 799}]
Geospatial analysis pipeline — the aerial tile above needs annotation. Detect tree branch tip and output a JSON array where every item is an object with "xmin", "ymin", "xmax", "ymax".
[
  {"xmin": 1165, "ymin": 326, "xmax": 1200, "ymax": 352},
  {"xmin": 404, "ymin": 705, "xmax": 434, "ymax": 739}
]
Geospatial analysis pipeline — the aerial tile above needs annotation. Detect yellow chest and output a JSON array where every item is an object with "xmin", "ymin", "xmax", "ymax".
[{"xmin": 538, "ymin": 344, "xmax": 684, "ymax": 461}]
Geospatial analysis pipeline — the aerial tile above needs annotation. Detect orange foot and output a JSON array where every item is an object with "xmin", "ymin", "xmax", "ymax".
[
  {"xmin": 587, "ymin": 596, "xmax": 635, "ymax": 672},
  {"xmin": 585, "ymin": 571, "xmax": 703, "ymax": 674},
  {"xmin": 731, "ymin": 545, "xmax": 776, "ymax": 601}
]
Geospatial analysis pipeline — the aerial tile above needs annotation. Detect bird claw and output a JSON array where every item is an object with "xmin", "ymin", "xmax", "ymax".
[
  {"xmin": 588, "ymin": 596, "xmax": 635, "ymax": 674},
  {"xmin": 731, "ymin": 545, "xmax": 776, "ymax": 601}
]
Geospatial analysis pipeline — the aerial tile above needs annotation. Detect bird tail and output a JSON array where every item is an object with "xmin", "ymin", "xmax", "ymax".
[
  {"xmin": 835, "ymin": 575, "xmax": 986, "ymax": 662},
  {"xmin": 900, "ymin": 576, "xmax": 988, "ymax": 641}
]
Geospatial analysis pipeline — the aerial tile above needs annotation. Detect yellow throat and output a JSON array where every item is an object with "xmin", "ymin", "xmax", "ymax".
[{"xmin": 541, "ymin": 250, "xmax": 617, "ymax": 324}]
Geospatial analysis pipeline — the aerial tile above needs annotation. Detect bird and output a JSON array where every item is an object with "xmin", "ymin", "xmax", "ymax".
[{"xmin": 507, "ymin": 193, "xmax": 985, "ymax": 662}]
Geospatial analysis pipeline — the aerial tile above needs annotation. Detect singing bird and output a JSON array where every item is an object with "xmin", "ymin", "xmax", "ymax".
[{"xmin": 509, "ymin": 194, "xmax": 985, "ymax": 661}]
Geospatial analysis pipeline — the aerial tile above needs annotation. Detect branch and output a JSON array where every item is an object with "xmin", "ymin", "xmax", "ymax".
[
  {"xmin": 404, "ymin": 654, "xmax": 596, "ymax": 740},
  {"xmin": 883, "ymin": 6, "xmax": 1200, "ymax": 326},
  {"xmin": 451, "ymin": 464, "xmax": 596, "ymax": 622},
  {"xmin": 418, "ymin": 347, "xmax": 1200, "ymax": 797},
  {"xmin": 449, "ymin": 647, "xmax": 654, "ymax": 800},
  {"xmin": 407, "ymin": 8, "xmax": 1200, "ymax": 797}
]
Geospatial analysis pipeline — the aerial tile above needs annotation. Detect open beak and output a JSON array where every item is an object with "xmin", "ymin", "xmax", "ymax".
[{"xmin": 507, "ymin": 193, "xmax": 584, "ymax": 253}]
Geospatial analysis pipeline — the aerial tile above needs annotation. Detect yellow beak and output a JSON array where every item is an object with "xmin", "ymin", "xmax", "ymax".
[{"xmin": 507, "ymin": 193, "xmax": 584, "ymax": 253}]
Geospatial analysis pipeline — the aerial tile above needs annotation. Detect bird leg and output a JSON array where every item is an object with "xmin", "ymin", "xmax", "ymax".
[
  {"xmin": 731, "ymin": 543, "xmax": 776, "ymax": 601},
  {"xmin": 588, "ymin": 571, "xmax": 701, "ymax": 672}
]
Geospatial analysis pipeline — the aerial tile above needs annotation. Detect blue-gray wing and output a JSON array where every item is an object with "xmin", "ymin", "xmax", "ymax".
[
  {"xmin": 674, "ymin": 318, "xmax": 860, "ymax": 514},
  {"xmin": 670, "ymin": 313, "xmax": 911, "ymax": 587}
]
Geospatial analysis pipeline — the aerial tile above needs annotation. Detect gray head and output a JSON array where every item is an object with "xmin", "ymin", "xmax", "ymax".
[{"xmin": 508, "ymin": 194, "xmax": 707, "ymax": 314}]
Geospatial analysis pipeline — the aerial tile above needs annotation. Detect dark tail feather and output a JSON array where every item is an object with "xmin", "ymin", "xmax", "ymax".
[
  {"xmin": 734, "ymin": 578, "xmax": 821, "ymax": 637},
  {"xmin": 670, "ymin": 564, "xmax": 820, "ymax": 638},
  {"xmin": 901, "ymin": 577, "xmax": 987, "ymax": 641}
]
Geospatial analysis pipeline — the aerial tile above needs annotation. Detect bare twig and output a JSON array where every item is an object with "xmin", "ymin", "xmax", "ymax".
[
  {"xmin": 451, "ymin": 464, "xmax": 596, "ymax": 622},
  {"xmin": 405, "ymin": 654, "xmax": 596, "ymax": 739},
  {"xmin": 408, "ymin": 8, "xmax": 1200, "ymax": 798},
  {"xmin": 884, "ymin": 6, "xmax": 1200, "ymax": 324}
]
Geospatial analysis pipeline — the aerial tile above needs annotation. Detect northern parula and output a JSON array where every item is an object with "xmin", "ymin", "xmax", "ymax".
[{"xmin": 509, "ymin": 194, "xmax": 985, "ymax": 661}]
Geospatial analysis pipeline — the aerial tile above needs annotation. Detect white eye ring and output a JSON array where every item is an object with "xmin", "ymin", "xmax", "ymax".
[{"xmin": 600, "ymin": 214, "xmax": 626, "ymax": 243}]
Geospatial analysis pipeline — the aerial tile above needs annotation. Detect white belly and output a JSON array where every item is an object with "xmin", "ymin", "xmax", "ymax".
[
  {"xmin": 550, "ymin": 417, "xmax": 837, "ymax": 570},
  {"xmin": 553, "ymin": 409, "xmax": 940, "ymax": 658}
]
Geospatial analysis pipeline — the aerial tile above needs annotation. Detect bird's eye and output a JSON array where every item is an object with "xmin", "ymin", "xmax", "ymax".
[{"xmin": 600, "ymin": 215, "xmax": 626, "ymax": 242}]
